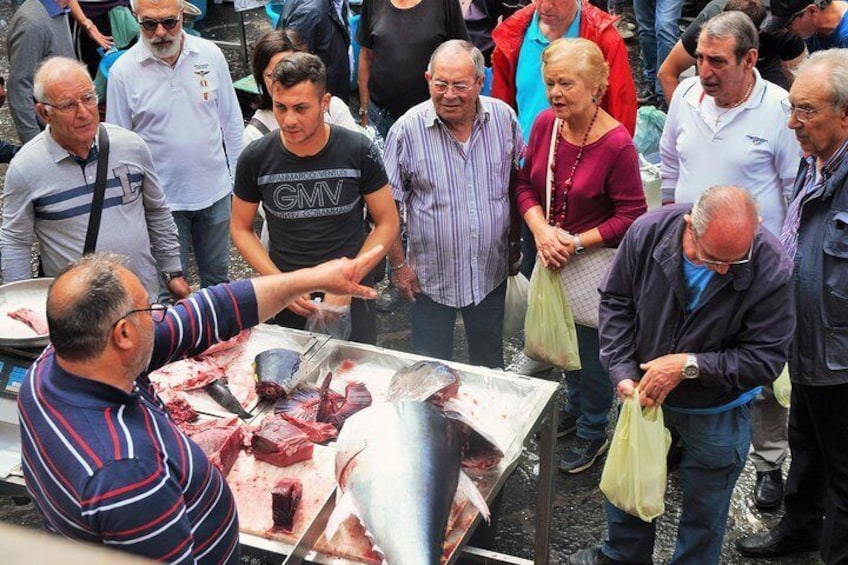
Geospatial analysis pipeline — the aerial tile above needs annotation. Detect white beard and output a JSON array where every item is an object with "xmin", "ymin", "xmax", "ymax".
[{"xmin": 143, "ymin": 32, "xmax": 182, "ymax": 60}]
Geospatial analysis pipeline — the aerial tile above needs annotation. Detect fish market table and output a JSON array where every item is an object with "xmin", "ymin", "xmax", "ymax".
[{"xmin": 237, "ymin": 339, "xmax": 561, "ymax": 565}]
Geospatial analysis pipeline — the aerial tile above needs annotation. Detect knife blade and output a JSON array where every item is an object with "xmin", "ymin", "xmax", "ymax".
[{"xmin": 281, "ymin": 490, "xmax": 336, "ymax": 565}]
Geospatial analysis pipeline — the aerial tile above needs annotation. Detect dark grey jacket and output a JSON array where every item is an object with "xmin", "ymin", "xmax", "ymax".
[
  {"xmin": 279, "ymin": 0, "xmax": 351, "ymax": 101},
  {"xmin": 789, "ymin": 155, "xmax": 848, "ymax": 386},
  {"xmin": 599, "ymin": 204, "xmax": 796, "ymax": 409}
]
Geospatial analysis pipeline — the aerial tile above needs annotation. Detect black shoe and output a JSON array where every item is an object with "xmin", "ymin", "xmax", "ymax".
[
  {"xmin": 736, "ymin": 528, "xmax": 819, "ymax": 558},
  {"xmin": 559, "ymin": 437, "xmax": 609, "ymax": 474},
  {"xmin": 557, "ymin": 413, "xmax": 578, "ymax": 438},
  {"xmin": 637, "ymin": 85, "xmax": 655, "ymax": 105},
  {"xmin": 754, "ymin": 469, "xmax": 784, "ymax": 510}
]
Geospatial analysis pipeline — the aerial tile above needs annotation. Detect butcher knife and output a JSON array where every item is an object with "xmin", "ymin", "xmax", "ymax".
[{"xmin": 281, "ymin": 491, "xmax": 336, "ymax": 565}]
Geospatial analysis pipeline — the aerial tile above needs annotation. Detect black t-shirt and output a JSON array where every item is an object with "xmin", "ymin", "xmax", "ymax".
[
  {"xmin": 234, "ymin": 126, "xmax": 388, "ymax": 273},
  {"xmin": 681, "ymin": 0, "xmax": 805, "ymax": 90},
  {"xmin": 356, "ymin": 0, "xmax": 469, "ymax": 119}
]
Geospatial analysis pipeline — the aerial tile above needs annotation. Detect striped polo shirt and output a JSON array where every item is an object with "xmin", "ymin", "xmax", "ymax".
[
  {"xmin": 18, "ymin": 281, "xmax": 258, "ymax": 564},
  {"xmin": 385, "ymin": 96, "xmax": 525, "ymax": 308}
]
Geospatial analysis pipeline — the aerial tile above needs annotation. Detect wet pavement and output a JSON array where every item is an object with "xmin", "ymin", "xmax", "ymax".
[{"xmin": 0, "ymin": 1, "xmax": 825, "ymax": 563}]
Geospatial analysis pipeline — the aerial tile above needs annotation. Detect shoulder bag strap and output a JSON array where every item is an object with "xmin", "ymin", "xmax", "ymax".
[
  {"xmin": 248, "ymin": 116, "xmax": 272, "ymax": 136},
  {"xmin": 83, "ymin": 123, "xmax": 110, "ymax": 255}
]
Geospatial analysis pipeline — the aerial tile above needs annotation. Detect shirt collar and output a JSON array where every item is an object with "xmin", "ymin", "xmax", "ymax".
[
  {"xmin": 36, "ymin": 349, "xmax": 141, "ymax": 410},
  {"xmin": 684, "ymin": 68, "xmax": 766, "ymax": 110},
  {"xmin": 527, "ymin": 3, "xmax": 581, "ymax": 45},
  {"xmin": 819, "ymin": 137, "xmax": 848, "ymax": 179},
  {"xmin": 39, "ymin": 0, "xmax": 70, "ymax": 17},
  {"xmin": 43, "ymin": 125, "xmax": 101, "ymax": 163}
]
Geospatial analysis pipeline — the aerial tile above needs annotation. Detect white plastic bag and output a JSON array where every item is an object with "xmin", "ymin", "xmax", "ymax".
[
  {"xmin": 503, "ymin": 274, "xmax": 530, "ymax": 338},
  {"xmin": 305, "ymin": 303, "xmax": 352, "ymax": 340},
  {"xmin": 523, "ymin": 261, "xmax": 581, "ymax": 370},
  {"xmin": 773, "ymin": 364, "xmax": 791, "ymax": 408}
]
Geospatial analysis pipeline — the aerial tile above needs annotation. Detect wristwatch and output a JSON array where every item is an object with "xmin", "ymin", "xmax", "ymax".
[
  {"xmin": 573, "ymin": 233, "xmax": 585, "ymax": 254},
  {"xmin": 682, "ymin": 353, "xmax": 699, "ymax": 379},
  {"xmin": 161, "ymin": 270, "xmax": 184, "ymax": 284},
  {"xmin": 358, "ymin": 107, "xmax": 368, "ymax": 118}
]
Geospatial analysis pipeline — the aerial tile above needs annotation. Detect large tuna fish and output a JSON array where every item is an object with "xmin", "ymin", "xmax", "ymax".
[{"xmin": 325, "ymin": 401, "xmax": 489, "ymax": 564}]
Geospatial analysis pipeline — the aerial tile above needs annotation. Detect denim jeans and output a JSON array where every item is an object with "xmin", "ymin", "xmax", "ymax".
[
  {"xmin": 410, "ymin": 280, "xmax": 506, "ymax": 369},
  {"xmin": 633, "ymin": 0, "xmax": 684, "ymax": 93},
  {"xmin": 562, "ymin": 324, "xmax": 614, "ymax": 440},
  {"xmin": 171, "ymin": 195, "xmax": 231, "ymax": 288},
  {"xmin": 367, "ymin": 102, "xmax": 398, "ymax": 140},
  {"xmin": 602, "ymin": 403, "xmax": 752, "ymax": 564}
]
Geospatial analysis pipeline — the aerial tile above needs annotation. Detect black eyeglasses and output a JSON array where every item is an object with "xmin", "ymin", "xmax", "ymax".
[
  {"xmin": 138, "ymin": 16, "xmax": 181, "ymax": 32},
  {"xmin": 112, "ymin": 304, "xmax": 169, "ymax": 328}
]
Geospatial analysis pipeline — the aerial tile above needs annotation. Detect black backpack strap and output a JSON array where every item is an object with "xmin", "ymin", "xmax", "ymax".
[{"xmin": 83, "ymin": 123, "xmax": 110, "ymax": 254}]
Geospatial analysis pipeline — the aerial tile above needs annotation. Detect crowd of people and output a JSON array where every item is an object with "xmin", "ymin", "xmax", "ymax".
[{"xmin": 1, "ymin": 0, "xmax": 847, "ymax": 562}]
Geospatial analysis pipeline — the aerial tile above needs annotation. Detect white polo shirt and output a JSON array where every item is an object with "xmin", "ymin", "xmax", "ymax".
[
  {"xmin": 660, "ymin": 70, "xmax": 802, "ymax": 236},
  {"xmin": 106, "ymin": 32, "xmax": 244, "ymax": 212}
]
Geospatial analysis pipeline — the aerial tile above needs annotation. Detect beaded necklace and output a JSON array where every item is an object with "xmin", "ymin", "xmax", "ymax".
[{"xmin": 549, "ymin": 104, "xmax": 600, "ymax": 228}]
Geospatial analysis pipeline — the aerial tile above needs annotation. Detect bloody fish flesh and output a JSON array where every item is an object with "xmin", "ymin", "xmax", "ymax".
[
  {"xmin": 254, "ymin": 348, "xmax": 302, "ymax": 401},
  {"xmin": 271, "ymin": 478, "xmax": 303, "ymax": 533},
  {"xmin": 251, "ymin": 417, "xmax": 314, "ymax": 467},
  {"xmin": 7, "ymin": 307, "xmax": 49, "ymax": 336}
]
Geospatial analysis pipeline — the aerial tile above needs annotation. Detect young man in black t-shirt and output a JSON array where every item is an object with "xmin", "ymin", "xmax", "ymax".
[{"xmin": 231, "ymin": 53, "xmax": 399, "ymax": 344}]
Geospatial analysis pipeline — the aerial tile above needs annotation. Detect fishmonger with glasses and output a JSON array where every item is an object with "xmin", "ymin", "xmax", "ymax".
[{"xmin": 17, "ymin": 248, "xmax": 384, "ymax": 564}]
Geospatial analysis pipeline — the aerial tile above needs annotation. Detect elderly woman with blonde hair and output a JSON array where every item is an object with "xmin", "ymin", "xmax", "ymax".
[{"xmin": 514, "ymin": 38, "xmax": 647, "ymax": 474}]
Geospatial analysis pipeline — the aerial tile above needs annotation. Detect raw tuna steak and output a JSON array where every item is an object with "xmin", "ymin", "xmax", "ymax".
[
  {"xmin": 252, "ymin": 417, "xmax": 313, "ymax": 467},
  {"xmin": 254, "ymin": 348, "xmax": 302, "ymax": 401},
  {"xmin": 280, "ymin": 413, "xmax": 338, "ymax": 443},
  {"xmin": 190, "ymin": 425, "xmax": 243, "ymax": 476},
  {"xmin": 271, "ymin": 478, "xmax": 303, "ymax": 533},
  {"xmin": 163, "ymin": 393, "xmax": 198, "ymax": 425}
]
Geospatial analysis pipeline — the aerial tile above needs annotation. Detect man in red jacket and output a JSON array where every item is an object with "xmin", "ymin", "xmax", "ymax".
[{"xmin": 491, "ymin": 0, "xmax": 637, "ymax": 141}]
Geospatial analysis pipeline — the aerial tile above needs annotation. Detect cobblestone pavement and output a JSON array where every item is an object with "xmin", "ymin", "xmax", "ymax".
[{"xmin": 0, "ymin": 2, "xmax": 823, "ymax": 563}]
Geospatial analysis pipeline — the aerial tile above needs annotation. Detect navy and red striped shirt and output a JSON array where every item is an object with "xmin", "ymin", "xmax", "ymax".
[{"xmin": 18, "ymin": 280, "xmax": 259, "ymax": 564}]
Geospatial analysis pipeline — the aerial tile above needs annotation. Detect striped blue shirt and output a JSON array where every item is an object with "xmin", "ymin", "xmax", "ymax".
[
  {"xmin": 385, "ymin": 96, "xmax": 525, "ymax": 307},
  {"xmin": 18, "ymin": 281, "xmax": 258, "ymax": 564}
]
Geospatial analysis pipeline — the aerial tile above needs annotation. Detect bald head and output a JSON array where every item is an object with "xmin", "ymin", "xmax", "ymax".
[
  {"xmin": 690, "ymin": 185, "xmax": 759, "ymax": 239},
  {"xmin": 48, "ymin": 255, "xmax": 135, "ymax": 362}
]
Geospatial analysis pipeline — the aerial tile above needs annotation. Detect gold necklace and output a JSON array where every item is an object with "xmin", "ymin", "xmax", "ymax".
[{"xmin": 711, "ymin": 78, "xmax": 754, "ymax": 126}]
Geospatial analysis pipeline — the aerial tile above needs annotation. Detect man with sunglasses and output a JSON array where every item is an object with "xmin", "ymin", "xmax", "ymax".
[
  {"xmin": 17, "ymin": 247, "xmax": 383, "ymax": 564},
  {"xmin": 383, "ymin": 40, "xmax": 523, "ymax": 369},
  {"xmin": 107, "ymin": 0, "xmax": 244, "ymax": 292},
  {"xmin": 567, "ymin": 185, "xmax": 795, "ymax": 565},
  {"xmin": 761, "ymin": 0, "xmax": 848, "ymax": 52},
  {"xmin": 0, "ymin": 57, "xmax": 188, "ymax": 302},
  {"xmin": 737, "ymin": 49, "xmax": 848, "ymax": 563},
  {"xmin": 660, "ymin": 11, "xmax": 802, "ymax": 512}
]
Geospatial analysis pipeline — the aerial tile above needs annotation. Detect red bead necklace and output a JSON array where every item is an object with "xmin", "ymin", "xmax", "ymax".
[{"xmin": 549, "ymin": 104, "xmax": 600, "ymax": 228}]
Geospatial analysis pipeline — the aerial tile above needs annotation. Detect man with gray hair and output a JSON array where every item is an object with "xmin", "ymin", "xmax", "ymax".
[
  {"xmin": 568, "ymin": 185, "xmax": 795, "ymax": 565},
  {"xmin": 107, "ymin": 0, "xmax": 244, "ymax": 290},
  {"xmin": 383, "ymin": 39, "xmax": 524, "ymax": 368},
  {"xmin": 0, "ymin": 57, "xmax": 189, "ymax": 301},
  {"xmin": 737, "ymin": 48, "xmax": 848, "ymax": 563},
  {"xmin": 659, "ymin": 9, "xmax": 802, "ymax": 511}
]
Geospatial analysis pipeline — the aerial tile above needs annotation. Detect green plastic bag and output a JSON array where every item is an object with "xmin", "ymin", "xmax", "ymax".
[
  {"xmin": 773, "ymin": 364, "xmax": 791, "ymax": 408},
  {"xmin": 523, "ymin": 260, "xmax": 581, "ymax": 371},
  {"xmin": 600, "ymin": 394, "xmax": 672, "ymax": 522}
]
